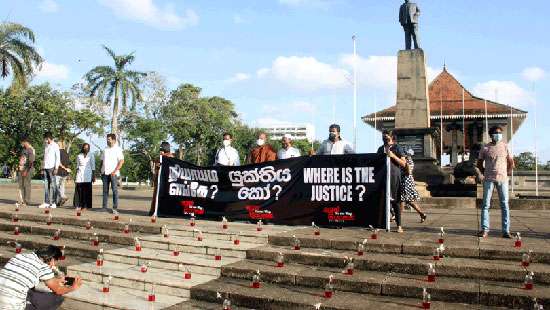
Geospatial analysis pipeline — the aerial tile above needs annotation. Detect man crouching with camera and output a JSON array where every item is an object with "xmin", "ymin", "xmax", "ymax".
[{"xmin": 0, "ymin": 245, "xmax": 82, "ymax": 310}]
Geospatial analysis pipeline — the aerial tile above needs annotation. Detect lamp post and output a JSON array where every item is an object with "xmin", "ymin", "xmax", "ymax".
[{"xmin": 352, "ymin": 35, "xmax": 358, "ymax": 151}]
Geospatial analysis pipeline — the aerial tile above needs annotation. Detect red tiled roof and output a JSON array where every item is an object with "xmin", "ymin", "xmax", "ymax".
[{"xmin": 363, "ymin": 69, "xmax": 527, "ymax": 120}]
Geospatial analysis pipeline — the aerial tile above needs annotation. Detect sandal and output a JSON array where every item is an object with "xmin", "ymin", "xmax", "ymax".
[{"xmin": 420, "ymin": 213, "xmax": 427, "ymax": 223}]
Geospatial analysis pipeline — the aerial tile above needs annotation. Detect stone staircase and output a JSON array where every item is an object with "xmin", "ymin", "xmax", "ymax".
[
  {"xmin": 0, "ymin": 204, "xmax": 294, "ymax": 309},
  {"xmin": 190, "ymin": 226, "xmax": 550, "ymax": 309}
]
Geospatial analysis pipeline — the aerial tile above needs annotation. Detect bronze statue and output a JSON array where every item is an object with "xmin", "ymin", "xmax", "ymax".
[{"xmin": 399, "ymin": 0, "xmax": 420, "ymax": 49}]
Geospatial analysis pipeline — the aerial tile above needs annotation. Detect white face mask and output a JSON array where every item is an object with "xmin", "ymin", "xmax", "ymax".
[
  {"xmin": 223, "ymin": 140, "xmax": 231, "ymax": 147},
  {"xmin": 256, "ymin": 138, "xmax": 265, "ymax": 146}
]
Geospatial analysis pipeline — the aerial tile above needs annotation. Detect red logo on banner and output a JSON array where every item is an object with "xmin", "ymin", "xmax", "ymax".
[
  {"xmin": 180, "ymin": 200, "xmax": 205, "ymax": 215},
  {"xmin": 323, "ymin": 206, "xmax": 355, "ymax": 222},
  {"xmin": 246, "ymin": 205, "xmax": 274, "ymax": 220}
]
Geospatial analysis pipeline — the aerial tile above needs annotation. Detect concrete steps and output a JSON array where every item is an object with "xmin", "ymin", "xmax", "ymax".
[
  {"xmin": 0, "ymin": 204, "xmax": 280, "ymax": 309},
  {"xmin": 68, "ymin": 261, "xmax": 217, "ymax": 298},
  {"xmin": 191, "ymin": 278, "xmax": 503, "ymax": 310}
]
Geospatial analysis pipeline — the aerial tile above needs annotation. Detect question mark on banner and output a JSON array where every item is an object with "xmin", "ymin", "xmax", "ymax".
[
  {"xmin": 272, "ymin": 185, "xmax": 282, "ymax": 200},
  {"xmin": 355, "ymin": 185, "xmax": 366, "ymax": 202},
  {"xmin": 210, "ymin": 185, "xmax": 218, "ymax": 199}
]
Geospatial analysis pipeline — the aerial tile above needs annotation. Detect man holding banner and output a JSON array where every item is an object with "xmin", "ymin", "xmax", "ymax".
[
  {"xmin": 377, "ymin": 130, "xmax": 406, "ymax": 233},
  {"xmin": 316, "ymin": 124, "xmax": 354, "ymax": 155}
]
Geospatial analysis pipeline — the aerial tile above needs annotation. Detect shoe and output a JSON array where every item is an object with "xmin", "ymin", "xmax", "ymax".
[
  {"xmin": 49, "ymin": 204, "xmax": 57, "ymax": 209},
  {"xmin": 477, "ymin": 230, "xmax": 488, "ymax": 238},
  {"xmin": 420, "ymin": 213, "xmax": 427, "ymax": 223},
  {"xmin": 113, "ymin": 209, "xmax": 119, "ymax": 215},
  {"xmin": 502, "ymin": 232, "xmax": 512, "ymax": 239},
  {"xmin": 397, "ymin": 227, "xmax": 404, "ymax": 233},
  {"xmin": 38, "ymin": 203, "xmax": 49, "ymax": 209},
  {"xmin": 59, "ymin": 198, "xmax": 68, "ymax": 206}
]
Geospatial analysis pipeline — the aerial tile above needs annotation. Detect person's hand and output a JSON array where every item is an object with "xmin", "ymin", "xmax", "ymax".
[
  {"xmin": 92, "ymin": 176, "xmax": 96, "ymax": 183},
  {"xmin": 110, "ymin": 171, "xmax": 116, "ymax": 176},
  {"xmin": 65, "ymin": 168, "xmax": 72, "ymax": 173},
  {"xmin": 53, "ymin": 169, "xmax": 58, "ymax": 175},
  {"xmin": 22, "ymin": 171, "xmax": 28, "ymax": 177},
  {"xmin": 72, "ymin": 276, "xmax": 83, "ymax": 289}
]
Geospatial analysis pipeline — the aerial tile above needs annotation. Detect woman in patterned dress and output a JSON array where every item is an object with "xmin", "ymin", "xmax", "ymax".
[{"xmin": 400, "ymin": 149, "xmax": 427, "ymax": 223}]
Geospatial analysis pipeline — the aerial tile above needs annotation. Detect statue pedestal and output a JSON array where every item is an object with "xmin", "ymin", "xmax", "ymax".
[{"xmin": 393, "ymin": 49, "xmax": 447, "ymax": 187}]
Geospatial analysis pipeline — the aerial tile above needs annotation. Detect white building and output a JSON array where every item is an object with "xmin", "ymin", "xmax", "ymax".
[{"xmin": 261, "ymin": 124, "xmax": 315, "ymax": 142}]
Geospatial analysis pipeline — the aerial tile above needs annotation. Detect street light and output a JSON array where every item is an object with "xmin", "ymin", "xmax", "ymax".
[{"xmin": 352, "ymin": 35, "xmax": 358, "ymax": 151}]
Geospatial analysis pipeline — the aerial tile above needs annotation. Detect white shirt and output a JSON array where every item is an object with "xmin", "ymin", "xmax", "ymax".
[
  {"xmin": 317, "ymin": 139, "xmax": 354, "ymax": 155},
  {"xmin": 215, "ymin": 146, "xmax": 240, "ymax": 166},
  {"xmin": 277, "ymin": 146, "xmax": 301, "ymax": 159},
  {"xmin": 42, "ymin": 142, "xmax": 60, "ymax": 170},
  {"xmin": 0, "ymin": 253, "xmax": 54, "ymax": 310},
  {"xmin": 101, "ymin": 144, "xmax": 124, "ymax": 175},
  {"xmin": 75, "ymin": 153, "xmax": 95, "ymax": 183}
]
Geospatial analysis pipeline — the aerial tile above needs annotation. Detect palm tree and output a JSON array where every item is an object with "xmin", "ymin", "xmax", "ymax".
[
  {"xmin": 0, "ymin": 22, "xmax": 43, "ymax": 88},
  {"xmin": 84, "ymin": 45, "xmax": 146, "ymax": 134}
]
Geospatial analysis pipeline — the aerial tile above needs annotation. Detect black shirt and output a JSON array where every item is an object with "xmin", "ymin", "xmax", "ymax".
[
  {"xmin": 57, "ymin": 149, "xmax": 71, "ymax": 177},
  {"xmin": 377, "ymin": 144, "xmax": 405, "ymax": 177}
]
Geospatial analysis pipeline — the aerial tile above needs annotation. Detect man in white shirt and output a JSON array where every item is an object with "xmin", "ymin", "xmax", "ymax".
[
  {"xmin": 316, "ymin": 124, "xmax": 355, "ymax": 155},
  {"xmin": 277, "ymin": 134, "xmax": 301, "ymax": 159},
  {"xmin": 214, "ymin": 133, "xmax": 240, "ymax": 166},
  {"xmin": 40, "ymin": 132, "xmax": 60, "ymax": 209},
  {"xmin": 0, "ymin": 245, "xmax": 82, "ymax": 310},
  {"xmin": 100, "ymin": 134, "xmax": 124, "ymax": 213}
]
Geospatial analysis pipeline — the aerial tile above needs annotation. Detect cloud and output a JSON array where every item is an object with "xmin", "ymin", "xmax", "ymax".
[
  {"xmin": 473, "ymin": 80, "xmax": 533, "ymax": 108},
  {"xmin": 262, "ymin": 56, "xmax": 349, "ymax": 91},
  {"xmin": 35, "ymin": 62, "xmax": 70, "ymax": 80},
  {"xmin": 290, "ymin": 100, "xmax": 316, "ymax": 113},
  {"xmin": 522, "ymin": 67, "xmax": 546, "ymax": 82},
  {"xmin": 39, "ymin": 0, "xmax": 59, "ymax": 13},
  {"xmin": 261, "ymin": 100, "xmax": 316, "ymax": 116},
  {"xmin": 254, "ymin": 117, "xmax": 295, "ymax": 127},
  {"xmin": 256, "ymin": 67, "xmax": 270, "ymax": 78},
  {"xmin": 233, "ymin": 14, "xmax": 246, "ymax": 24},
  {"xmin": 227, "ymin": 72, "xmax": 251, "ymax": 83},
  {"xmin": 278, "ymin": 0, "xmax": 330, "ymax": 9},
  {"xmin": 98, "ymin": 0, "xmax": 199, "ymax": 30}
]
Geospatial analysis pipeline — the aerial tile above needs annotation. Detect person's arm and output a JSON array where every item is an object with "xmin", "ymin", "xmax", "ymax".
[
  {"xmin": 53, "ymin": 146, "xmax": 60, "ymax": 174},
  {"xmin": 234, "ymin": 150, "xmax": 241, "ymax": 166},
  {"xmin": 44, "ymin": 275, "xmax": 82, "ymax": 295},
  {"xmin": 344, "ymin": 142, "xmax": 355, "ymax": 154},
  {"xmin": 388, "ymin": 146, "xmax": 407, "ymax": 168},
  {"xmin": 507, "ymin": 145, "xmax": 515, "ymax": 176},
  {"xmin": 90, "ymin": 155, "xmax": 96, "ymax": 183},
  {"xmin": 110, "ymin": 149, "xmax": 124, "ymax": 176}
]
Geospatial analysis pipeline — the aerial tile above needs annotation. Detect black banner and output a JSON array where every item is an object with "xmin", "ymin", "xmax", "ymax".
[{"xmin": 157, "ymin": 154, "xmax": 388, "ymax": 227}]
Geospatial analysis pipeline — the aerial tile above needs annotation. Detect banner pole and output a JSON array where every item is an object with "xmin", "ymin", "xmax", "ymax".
[
  {"xmin": 153, "ymin": 155, "xmax": 163, "ymax": 217},
  {"xmin": 385, "ymin": 155, "xmax": 391, "ymax": 232}
]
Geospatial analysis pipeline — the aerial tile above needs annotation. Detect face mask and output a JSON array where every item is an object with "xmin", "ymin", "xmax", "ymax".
[
  {"xmin": 329, "ymin": 133, "xmax": 337, "ymax": 142},
  {"xmin": 223, "ymin": 140, "xmax": 231, "ymax": 147},
  {"xmin": 256, "ymin": 139, "xmax": 265, "ymax": 146},
  {"xmin": 491, "ymin": 133, "xmax": 503, "ymax": 142}
]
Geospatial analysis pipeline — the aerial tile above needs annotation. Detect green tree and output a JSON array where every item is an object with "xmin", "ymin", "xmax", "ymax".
[
  {"xmin": 0, "ymin": 22, "xmax": 43, "ymax": 89},
  {"xmin": 83, "ymin": 45, "xmax": 147, "ymax": 134},
  {"xmin": 0, "ymin": 84, "xmax": 105, "ymax": 174},
  {"xmin": 162, "ymin": 84, "xmax": 238, "ymax": 165},
  {"xmin": 514, "ymin": 152, "xmax": 536, "ymax": 171}
]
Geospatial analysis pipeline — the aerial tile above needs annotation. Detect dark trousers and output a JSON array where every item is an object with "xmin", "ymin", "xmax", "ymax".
[
  {"xmin": 25, "ymin": 289, "xmax": 64, "ymax": 310},
  {"xmin": 101, "ymin": 174, "xmax": 118, "ymax": 210},
  {"xmin": 390, "ymin": 171, "xmax": 402, "ymax": 227},
  {"xmin": 403, "ymin": 23, "xmax": 420, "ymax": 49},
  {"xmin": 74, "ymin": 182, "xmax": 93, "ymax": 209}
]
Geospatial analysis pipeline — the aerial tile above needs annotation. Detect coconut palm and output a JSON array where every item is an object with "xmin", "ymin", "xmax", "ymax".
[
  {"xmin": 0, "ymin": 22, "xmax": 43, "ymax": 88},
  {"xmin": 84, "ymin": 45, "xmax": 147, "ymax": 134}
]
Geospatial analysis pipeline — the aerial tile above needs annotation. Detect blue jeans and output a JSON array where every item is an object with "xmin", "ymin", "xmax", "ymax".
[
  {"xmin": 43, "ymin": 169, "xmax": 58, "ymax": 204},
  {"xmin": 102, "ymin": 174, "xmax": 119, "ymax": 210},
  {"xmin": 481, "ymin": 179, "xmax": 510, "ymax": 233}
]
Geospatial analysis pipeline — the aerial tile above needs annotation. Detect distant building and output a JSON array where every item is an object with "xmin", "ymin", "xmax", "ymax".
[{"xmin": 261, "ymin": 124, "xmax": 315, "ymax": 142}]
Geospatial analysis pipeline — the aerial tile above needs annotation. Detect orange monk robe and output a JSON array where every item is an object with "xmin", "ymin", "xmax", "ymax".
[{"xmin": 249, "ymin": 145, "xmax": 277, "ymax": 164}]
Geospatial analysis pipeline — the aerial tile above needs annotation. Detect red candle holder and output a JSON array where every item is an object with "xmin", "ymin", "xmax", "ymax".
[
  {"xmin": 346, "ymin": 268, "xmax": 353, "ymax": 275},
  {"xmin": 525, "ymin": 283, "xmax": 533, "ymax": 290},
  {"xmin": 251, "ymin": 282, "xmax": 260, "ymax": 289},
  {"xmin": 215, "ymin": 255, "xmax": 222, "ymax": 261},
  {"xmin": 184, "ymin": 272, "xmax": 191, "ymax": 279},
  {"xmin": 233, "ymin": 239, "xmax": 240, "ymax": 245},
  {"xmin": 44, "ymin": 209, "xmax": 50, "ymax": 214},
  {"xmin": 148, "ymin": 294, "xmax": 155, "ymax": 302},
  {"xmin": 96, "ymin": 259, "xmax": 104, "ymax": 267},
  {"xmin": 173, "ymin": 250, "xmax": 179, "ymax": 256},
  {"xmin": 15, "ymin": 247, "xmax": 22, "ymax": 254},
  {"xmin": 102, "ymin": 287, "xmax": 109, "ymax": 293},
  {"xmin": 294, "ymin": 245, "xmax": 300, "ymax": 250},
  {"xmin": 422, "ymin": 301, "xmax": 431, "ymax": 309},
  {"xmin": 135, "ymin": 246, "xmax": 142, "ymax": 252},
  {"xmin": 276, "ymin": 262, "xmax": 284, "ymax": 267},
  {"xmin": 151, "ymin": 216, "xmax": 156, "ymax": 223},
  {"xmin": 438, "ymin": 238, "xmax": 444, "ymax": 244},
  {"xmin": 371, "ymin": 233, "xmax": 377, "ymax": 240},
  {"xmin": 324, "ymin": 290, "xmax": 333, "ymax": 298},
  {"xmin": 427, "ymin": 275, "xmax": 436, "ymax": 282},
  {"xmin": 515, "ymin": 240, "xmax": 522, "ymax": 248},
  {"xmin": 114, "ymin": 215, "xmax": 119, "ymax": 221},
  {"xmin": 92, "ymin": 239, "xmax": 99, "ymax": 246}
]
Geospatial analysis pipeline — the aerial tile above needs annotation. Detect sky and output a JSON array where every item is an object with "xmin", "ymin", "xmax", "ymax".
[{"xmin": 1, "ymin": 0, "xmax": 549, "ymax": 161}]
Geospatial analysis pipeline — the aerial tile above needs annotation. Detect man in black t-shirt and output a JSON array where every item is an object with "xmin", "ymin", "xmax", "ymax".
[
  {"xmin": 56, "ymin": 141, "xmax": 72, "ymax": 206},
  {"xmin": 377, "ymin": 130, "xmax": 407, "ymax": 232}
]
